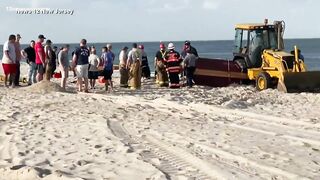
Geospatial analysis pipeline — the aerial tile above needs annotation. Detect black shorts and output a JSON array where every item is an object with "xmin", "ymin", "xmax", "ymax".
[
  {"xmin": 36, "ymin": 64, "xmax": 45, "ymax": 74},
  {"xmin": 103, "ymin": 70, "xmax": 113, "ymax": 80},
  {"xmin": 88, "ymin": 71, "xmax": 99, "ymax": 79}
]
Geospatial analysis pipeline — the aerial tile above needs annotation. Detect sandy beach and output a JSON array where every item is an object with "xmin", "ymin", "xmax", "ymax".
[{"xmin": 0, "ymin": 72, "xmax": 320, "ymax": 180}]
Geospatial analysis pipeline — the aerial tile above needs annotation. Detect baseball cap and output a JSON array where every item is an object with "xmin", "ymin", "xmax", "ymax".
[
  {"xmin": 38, "ymin": 34, "xmax": 46, "ymax": 39},
  {"xmin": 184, "ymin": 40, "xmax": 191, "ymax": 45}
]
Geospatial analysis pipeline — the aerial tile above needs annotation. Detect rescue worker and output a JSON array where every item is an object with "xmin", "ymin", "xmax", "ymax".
[
  {"xmin": 127, "ymin": 43, "xmax": 142, "ymax": 90},
  {"xmin": 164, "ymin": 43, "xmax": 182, "ymax": 88},
  {"xmin": 154, "ymin": 43, "xmax": 169, "ymax": 86},
  {"xmin": 139, "ymin": 44, "xmax": 151, "ymax": 79},
  {"xmin": 181, "ymin": 40, "xmax": 198, "ymax": 58}
]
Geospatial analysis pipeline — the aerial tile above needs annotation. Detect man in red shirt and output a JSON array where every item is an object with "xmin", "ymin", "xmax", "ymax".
[{"xmin": 35, "ymin": 34, "xmax": 46, "ymax": 82}]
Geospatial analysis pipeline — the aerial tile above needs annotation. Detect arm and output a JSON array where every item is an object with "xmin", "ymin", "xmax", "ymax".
[
  {"xmin": 21, "ymin": 49, "xmax": 28, "ymax": 59},
  {"xmin": 126, "ymin": 52, "xmax": 132, "ymax": 69},
  {"xmin": 58, "ymin": 52, "xmax": 63, "ymax": 67},
  {"xmin": 37, "ymin": 49, "xmax": 45, "ymax": 65},
  {"xmin": 72, "ymin": 53, "xmax": 77, "ymax": 68},
  {"xmin": 4, "ymin": 51, "xmax": 12, "ymax": 62},
  {"xmin": 97, "ymin": 56, "xmax": 101, "ymax": 68}
]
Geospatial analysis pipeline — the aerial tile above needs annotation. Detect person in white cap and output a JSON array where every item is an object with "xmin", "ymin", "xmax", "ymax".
[{"xmin": 164, "ymin": 43, "xmax": 182, "ymax": 88}]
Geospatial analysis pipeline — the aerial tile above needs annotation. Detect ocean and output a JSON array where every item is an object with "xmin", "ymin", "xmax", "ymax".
[{"xmin": 1, "ymin": 39, "xmax": 320, "ymax": 71}]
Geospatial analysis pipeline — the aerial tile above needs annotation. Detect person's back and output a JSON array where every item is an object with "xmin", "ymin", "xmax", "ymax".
[
  {"xmin": 89, "ymin": 54, "xmax": 99, "ymax": 72},
  {"xmin": 183, "ymin": 52, "xmax": 197, "ymax": 88},
  {"xmin": 75, "ymin": 46, "xmax": 90, "ymax": 65},
  {"xmin": 106, "ymin": 51, "xmax": 115, "ymax": 70},
  {"xmin": 58, "ymin": 50, "xmax": 69, "ymax": 68},
  {"xmin": 119, "ymin": 50, "xmax": 128, "ymax": 67},
  {"xmin": 184, "ymin": 53, "xmax": 197, "ymax": 68},
  {"xmin": 35, "ymin": 42, "xmax": 44, "ymax": 65},
  {"xmin": 141, "ymin": 51, "xmax": 148, "ymax": 66},
  {"xmin": 2, "ymin": 40, "xmax": 16, "ymax": 64}
]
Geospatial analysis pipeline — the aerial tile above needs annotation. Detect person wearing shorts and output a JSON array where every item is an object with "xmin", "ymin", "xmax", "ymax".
[
  {"xmin": 73, "ymin": 39, "xmax": 90, "ymax": 92},
  {"xmin": 58, "ymin": 44, "xmax": 70, "ymax": 90},
  {"xmin": 88, "ymin": 47, "xmax": 100, "ymax": 89},
  {"xmin": 101, "ymin": 45, "xmax": 114, "ymax": 92},
  {"xmin": 35, "ymin": 34, "xmax": 46, "ymax": 82},
  {"xmin": 1, "ymin": 35, "xmax": 17, "ymax": 88}
]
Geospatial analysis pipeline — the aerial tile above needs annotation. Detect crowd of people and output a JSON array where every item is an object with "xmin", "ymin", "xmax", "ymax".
[{"xmin": 1, "ymin": 34, "xmax": 199, "ymax": 92}]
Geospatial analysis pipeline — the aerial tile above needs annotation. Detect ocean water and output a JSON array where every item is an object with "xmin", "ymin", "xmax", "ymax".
[{"xmin": 1, "ymin": 39, "xmax": 320, "ymax": 71}]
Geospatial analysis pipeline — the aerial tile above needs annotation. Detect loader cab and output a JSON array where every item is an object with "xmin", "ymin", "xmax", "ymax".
[{"xmin": 233, "ymin": 24, "xmax": 278, "ymax": 69}]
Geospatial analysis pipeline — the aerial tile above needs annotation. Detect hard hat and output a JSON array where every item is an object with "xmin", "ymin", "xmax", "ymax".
[
  {"xmin": 138, "ymin": 44, "xmax": 144, "ymax": 49},
  {"xmin": 160, "ymin": 43, "xmax": 165, "ymax": 49},
  {"xmin": 168, "ymin": 43, "xmax": 175, "ymax": 50}
]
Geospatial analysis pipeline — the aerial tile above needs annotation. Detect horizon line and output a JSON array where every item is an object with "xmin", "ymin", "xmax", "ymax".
[{"xmin": 3, "ymin": 37, "xmax": 320, "ymax": 46}]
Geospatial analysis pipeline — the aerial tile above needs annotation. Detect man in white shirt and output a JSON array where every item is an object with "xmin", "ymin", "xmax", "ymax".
[{"xmin": 1, "ymin": 35, "xmax": 17, "ymax": 88}]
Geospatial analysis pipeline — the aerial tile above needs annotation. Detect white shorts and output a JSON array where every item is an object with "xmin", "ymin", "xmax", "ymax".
[{"xmin": 76, "ymin": 64, "xmax": 89, "ymax": 78}]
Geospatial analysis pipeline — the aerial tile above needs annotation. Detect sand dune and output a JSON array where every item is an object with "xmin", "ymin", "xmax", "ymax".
[{"xmin": 0, "ymin": 75, "xmax": 320, "ymax": 179}]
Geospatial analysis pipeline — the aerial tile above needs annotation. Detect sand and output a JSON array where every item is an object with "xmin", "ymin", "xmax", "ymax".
[{"xmin": 0, "ymin": 71, "xmax": 320, "ymax": 179}]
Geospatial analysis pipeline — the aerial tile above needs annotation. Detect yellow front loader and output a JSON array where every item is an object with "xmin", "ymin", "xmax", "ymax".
[{"xmin": 233, "ymin": 20, "xmax": 320, "ymax": 92}]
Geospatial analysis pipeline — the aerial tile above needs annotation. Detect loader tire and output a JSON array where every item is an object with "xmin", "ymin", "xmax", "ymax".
[{"xmin": 256, "ymin": 72, "xmax": 271, "ymax": 91}]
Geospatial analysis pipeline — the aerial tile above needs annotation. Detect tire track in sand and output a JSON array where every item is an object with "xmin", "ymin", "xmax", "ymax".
[{"xmin": 108, "ymin": 119, "xmax": 239, "ymax": 180}]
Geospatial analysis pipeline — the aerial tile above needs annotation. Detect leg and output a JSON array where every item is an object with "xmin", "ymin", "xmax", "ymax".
[
  {"xmin": 4, "ymin": 75, "xmax": 9, "ymax": 87},
  {"xmin": 32, "ymin": 63, "xmax": 37, "ymax": 84},
  {"xmin": 10, "ymin": 73, "xmax": 16, "ymax": 88},
  {"xmin": 186, "ymin": 67, "xmax": 192, "ymax": 87},
  {"xmin": 78, "ymin": 78, "xmax": 83, "ymax": 92},
  {"xmin": 92, "ymin": 79, "xmax": 96, "ymax": 88},
  {"xmin": 109, "ymin": 79, "xmax": 113, "ymax": 91},
  {"xmin": 84, "ymin": 78, "xmax": 89, "ymax": 92},
  {"xmin": 14, "ymin": 63, "xmax": 20, "ymax": 85},
  {"xmin": 28, "ymin": 63, "xmax": 33, "ymax": 85}
]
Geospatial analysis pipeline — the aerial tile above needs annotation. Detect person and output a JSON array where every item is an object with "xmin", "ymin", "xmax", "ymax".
[
  {"xmin": 183, "ymin": 50, "xmax": 198, "ymax": 88},
  {"xmin": 1, "ymin": 35, "xmax": 17, "ymax": 88},
  {"xmin": 58, "ymin": 44, "xmax": 70, "ymax": 90},
  {"xmin": 73, "ymin": 39, "xmax": 90, "ymax": 93},
  {"xmin": 101, "ymin": 44, "xmax": 115, "ymax": 91},
  {"xmin": 71, "ymin": 51, "xmax": 77, "ymax": 77},
  {"xmin": 181, "ymin": 40, "xmax": 198, "ymax": 58},
  {"xmin": 154, "ymin": 43, "xmax": 169, "ymax": 86},
  {"xmin": 119, "ymin": 46, "xmax": 129, "ymax": 87},
  {"xmin": 35, "ymin": 34, "xmax": 46, "ymax": 82},
  {"xmin": 21, "ymin": 40, "xmax": 36, "ymax": 85},
  {"xmin": 164, "ymin": 43, "xmax": 182, "ymax": 88},
  {"xmin": 88, "ymin": 47, "xmax": 100, "ymax": 89},
  {"xmin": 44, "ymin": 39, "xmax": 54, "ymax": 81},
  {"xmin": 291, "ymin": 49, "xmax": 305, "ymax": 62},
  {"xmin": 139, "ymin": 44, "xmax": 151, "ymax": 79},
  {"xmin": 127, "ymin": 43, "xmax": 142, "ymax": 90},
  {"xmin": 12, "ymin": 34, "xmax": 22, "ymax": 86},
  {"xmin": 51, "ymin": 46, "xmax": 58, "ymax": 76}
]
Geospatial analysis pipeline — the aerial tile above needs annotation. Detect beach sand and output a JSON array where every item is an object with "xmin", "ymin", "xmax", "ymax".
[{"xmin": 0, "ymin": 71, "xmax": 320, "ymax": 179}]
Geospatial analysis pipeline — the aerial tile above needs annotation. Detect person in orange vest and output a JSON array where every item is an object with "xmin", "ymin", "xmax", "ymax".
[{"xmin": 164, "ymin": 43, "xmax": 182, "ymax": 88}]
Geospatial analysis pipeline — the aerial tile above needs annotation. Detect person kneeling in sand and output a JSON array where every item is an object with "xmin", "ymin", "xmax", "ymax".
[{"xmin": 58, "ymin": 44, "xmax": 70, "ymax": 90}]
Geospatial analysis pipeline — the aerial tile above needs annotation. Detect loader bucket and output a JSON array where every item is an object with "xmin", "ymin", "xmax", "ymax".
[{"xmin": 277, "ymin": 71, "xmax": 320, "ymax": 93}]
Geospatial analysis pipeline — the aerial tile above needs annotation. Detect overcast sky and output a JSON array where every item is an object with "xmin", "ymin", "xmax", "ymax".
[{"xmin": 0, "ymin": 0, "xmax": 319, "ymax": 44}]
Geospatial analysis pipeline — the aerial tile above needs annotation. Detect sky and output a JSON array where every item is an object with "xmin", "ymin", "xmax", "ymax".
[{"xmin": 0, "ymin": 0, "xmax": 319, "ymax": 44}]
